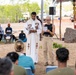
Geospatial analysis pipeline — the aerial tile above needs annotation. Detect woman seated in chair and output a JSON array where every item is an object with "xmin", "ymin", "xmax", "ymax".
[{"xmin": 14, "ymin": 40, "xmax": 35, "ymax": 74}]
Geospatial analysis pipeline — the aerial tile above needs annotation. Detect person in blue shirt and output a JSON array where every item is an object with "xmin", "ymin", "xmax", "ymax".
[
  {"xmin": 6, "ymin": 52, "xmax": 27, "ymax": 75},
  {"xmin": 19, "ymin": 30, "xmax": 27, "ymax": 42},
  {"xmin": 14, "ymin": 40, "xmax": 35, "ymax": 74}
]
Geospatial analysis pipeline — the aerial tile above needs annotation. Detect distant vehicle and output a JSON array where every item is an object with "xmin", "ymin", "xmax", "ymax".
[
  {"xmin": 70, "ymin": 16, "xmax": 74, "ymax": 22},
  {"xmin": 19, "ymin": 18, "xmax": 26, "ymax": 23}
]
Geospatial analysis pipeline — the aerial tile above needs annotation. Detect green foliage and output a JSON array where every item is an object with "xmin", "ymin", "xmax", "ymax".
[
  {"xmin": 0, "ymin": 0, "xmax": 40, "ymax": 23},
  {"xmin": 21, "ymin": 2, "xmax": 40, "ymax": 14},
  {"xmin": 0, "ymin": 5, "xmax": 22, "ymax": 23},
  {"xmin": 53, "ymin": 42, "xmax": 65, "ymax": 48},
  {"xmin": 44, "ymin": 0, "xmax": 51, "ymax": 13},
  {"xmin": 28, "ymin": 2, "xmax": 40, "ymax": 14}
]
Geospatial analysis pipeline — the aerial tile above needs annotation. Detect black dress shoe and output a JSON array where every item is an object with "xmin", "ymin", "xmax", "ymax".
[
  {"xmin": 44, "ymin": 62, "xmax": 49, "ymax": 66},
  {"xmin": 50, "ymin": 62, "xmax": 55, "ymax": 66},
  {"xmin": 34, "ymin": 62, "xmax": 37, "ymax": 65}
]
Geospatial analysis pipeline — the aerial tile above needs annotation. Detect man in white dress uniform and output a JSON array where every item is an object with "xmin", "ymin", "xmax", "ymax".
[{"xmin": 24, "ymin": 12, "xmax": 42, "ymax": 63}]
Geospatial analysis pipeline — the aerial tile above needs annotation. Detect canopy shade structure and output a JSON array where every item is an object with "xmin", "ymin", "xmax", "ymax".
[
  {"xmin": 41, "ymin": 0, "xmax": 76, "ymax": 40},
  {"xmin": 57, "ymin": 0, "xmax": 73, "ymax": 3}
]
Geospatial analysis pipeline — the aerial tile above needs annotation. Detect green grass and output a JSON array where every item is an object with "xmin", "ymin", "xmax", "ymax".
[
  {"xmin": 0, "ymin": 41, "xmax": 4, "ymax": 44},
  {"xmin": 53, "ymin": 42, "xmax": 65, "ymax": 48},
  {"xmin": 39, "ymin": 42, "xmax": 65, "ymax": 49}
]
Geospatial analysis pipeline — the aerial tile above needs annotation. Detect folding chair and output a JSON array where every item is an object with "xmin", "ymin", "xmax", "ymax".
[
  {"xmin": 4, "ymin": 34, "xmax": 13, "ymax": 43},
  {"xmin": 24, "ymin": 68, "xmax": 34, "ymax": 75},
  {"xmin": 46, "ymin": 66, "xmax": 58, "ymax": 73},
  {"xmin": 6, "ymin": 35, "xmax": 11, "ymax": 43}
]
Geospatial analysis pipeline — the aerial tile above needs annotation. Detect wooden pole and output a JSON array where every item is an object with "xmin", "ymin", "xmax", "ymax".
[
  {"xmin": 59, "ymin": 0, "xmax": 62, "ymax": 40},
  {"xmin": 73, "ymin": 1, "xmax": 76, "ymax": 29}
]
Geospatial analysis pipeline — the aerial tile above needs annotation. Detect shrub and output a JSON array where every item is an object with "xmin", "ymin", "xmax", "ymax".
[{"xmin": 53, "ymin": 42, "xmax": 64, "ymax": 48}]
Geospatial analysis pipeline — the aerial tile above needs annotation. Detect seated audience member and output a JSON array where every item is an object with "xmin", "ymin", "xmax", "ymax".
[
  {"xmin": 6, "ymin": 52, "xmax": 27, "ymax": 75},
  {"xmin": 75, "ymin": 62, "xmax": 76, "ymax": 75},
  {"xmin": 14, "ymin": 40, "xmax": 35, "ymax": 74},
  {"xmin": 19, "ymin": 30, "xmax": 27, "ymax": 42},
  {"xmin": 4, "ymin": 23, "xmax": 17, "ymax": 42},
  {"xmin": 47, "ymin": 48, "xmax": 74, "ymax": 75},
  {"xmin": 75, "ymin": 69, "xmax": 76, "ymax": 75},
  {"xmin": 0, "ymin": 57, "xmax": 14, "ymax": 75},
  {"xmin": 0, "ymin": 25, "xmax": 4, "ymax": 41}
]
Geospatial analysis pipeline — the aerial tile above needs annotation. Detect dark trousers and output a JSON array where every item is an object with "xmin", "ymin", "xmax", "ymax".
[
  {"xmin": 4, "ymin": 34, "xmax": 18, "ymax": 42},
  {"xmin": 0, "ymin": 34, "xmax": 3, "ymax": 41},
  {"xmin": 12, "ymin": 35, "xmax": 18, "ymax": 41}
]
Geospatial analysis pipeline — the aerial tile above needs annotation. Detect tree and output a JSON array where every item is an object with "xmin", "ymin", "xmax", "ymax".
[
  {"xmin": 44, "ymin": 0, "xmax": 51, "ymax": 13},
  {"xmin": 22, "ymin": 2, "xmax": 40, "ymax": 14},
  {"xmin": 0, "ymin": 5, "xmax": 22, "ymax": 23},
  {"xmin": 0, "ymin": 0, "xmax": 40, "ymax": 23},
  {"xmin": 0, "ymin": 6, "xmax": 7, "ymax": 23},
  {"xmin": 28, "ymin": 2, "xmax": 40, "ymax": 14}
]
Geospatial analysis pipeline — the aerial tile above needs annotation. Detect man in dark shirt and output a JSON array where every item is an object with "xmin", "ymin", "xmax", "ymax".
[
  {"xmin": 4, "ymin": 23, "xmax": 17, "ymax": 43},
  {"xmin": 5, "ymin": 23, "xmax": 12, "ymax": 35},
  {"xmin": 4, "ymin": 23, "xmax": 12, "ymax": 43},
  {"xmin": 42, "ymin": 16, "xmax": 55, "ymax": 66},
  {"xmin": 19, "ymin": 30, "xmax": 27, "ymax": 42}
]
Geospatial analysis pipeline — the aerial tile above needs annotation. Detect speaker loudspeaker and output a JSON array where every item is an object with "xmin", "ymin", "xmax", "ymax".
[{"xmin": 49, "ymin": 7, "xmax": 56, "ymax": 15}]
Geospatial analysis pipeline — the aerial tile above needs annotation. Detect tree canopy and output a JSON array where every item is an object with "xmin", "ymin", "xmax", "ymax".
[{"xmin": 0, "ymin": 0, "xmax": 40, "ymax": 23}]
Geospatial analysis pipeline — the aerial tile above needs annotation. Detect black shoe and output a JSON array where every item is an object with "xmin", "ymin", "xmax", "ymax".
[
  {"xmin": 50, "ymin": 62, "xmax": 54, "ymax": 66},
  {"xmin": 34, "ymin": 62, "xmax": 37, "ymax": 65},
  {"xmin": 44, "ymin": 62, "xmax": 49, "ymax": 66}
]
